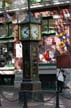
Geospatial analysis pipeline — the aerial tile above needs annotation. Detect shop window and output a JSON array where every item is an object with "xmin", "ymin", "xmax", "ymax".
[
  {"xmin": 0, "ymin": 1, "xmax": 2, "ymax": 9},
  {"xmin": 0, "ymin": 42, "xmax": 14, "ymax": 68},
  {"xmin": 38, "ymin": 16, "xmax": 56, "ymax": 64}
]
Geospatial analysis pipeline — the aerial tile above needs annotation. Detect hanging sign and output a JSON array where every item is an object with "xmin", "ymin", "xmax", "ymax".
[{"xmin": 15, "ymin": 43, "xmax": 22, "ymax": 58}]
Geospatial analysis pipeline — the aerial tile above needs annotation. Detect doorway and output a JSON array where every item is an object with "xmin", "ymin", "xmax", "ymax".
[{"xmin": 39, "ymin": 74, "xmax": 56, "ymax": 90}]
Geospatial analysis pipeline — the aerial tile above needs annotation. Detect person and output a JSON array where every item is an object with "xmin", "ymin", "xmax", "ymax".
[{"xmin": 56, "ymin": 68, "xmax": 66, "ymax": 93}]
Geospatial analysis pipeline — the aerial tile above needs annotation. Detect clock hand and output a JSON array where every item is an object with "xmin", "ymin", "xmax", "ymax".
[
  {"xmin": 23, "ymin": 28, "xmax": 29, "ymax": 35},
  {"xmin": 34, "ymin": 31, "xmax": 38, "ymax": 36}
]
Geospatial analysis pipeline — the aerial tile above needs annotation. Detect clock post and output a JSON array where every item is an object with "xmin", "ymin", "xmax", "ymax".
[{"xmin": 19, "ymin": 0, "xmax": 43, "ymax": 103}]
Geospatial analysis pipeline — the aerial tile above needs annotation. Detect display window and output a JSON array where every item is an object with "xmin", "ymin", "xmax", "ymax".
[
  {"xmin": 34, "ymin": 8, "xmax": 70, "ymax": 64},
  {"xmin": 38, "ymin": 24, "xmax": 70, "ymax": 64},
  {"xmin": 38, "ymin": 11, "xmax": 56, "ymax": 64},
  {"xmin": 38, "ymin": 36, "xmax": 56, "ymax": 63},
  {"xmin": 0, "ymin": 1, "xmax": 2, "ymax": 9},
  {"xmin": 38, "ymin": 23, "xmax": 70, "ymax": 64},
  {"xmin": 0, "ymin": 42, "xmax": 14, "ymax": 68}
]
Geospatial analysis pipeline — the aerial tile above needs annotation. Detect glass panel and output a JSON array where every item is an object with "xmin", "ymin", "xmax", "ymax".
[
  {"xmin": 0, "ymin": 42, "xmax": 14, "ymax": 67},
  {"xmin": 31, "ymin": 0, "xmax": 42, "ymax": 4},
  {"xmin": 0, "ymin": 0, "xmax": 2, "ymax": 8},
  {"xmin": 12, "ymin": 0, "xmax": 27, "ymax": 9},
  {"xmin": 0, "ymin": 24, "xmax": 7, "ymax": 37},
  {"xmin": 38, "ymin": 36, "xmax": 56, "ymax": 63}
]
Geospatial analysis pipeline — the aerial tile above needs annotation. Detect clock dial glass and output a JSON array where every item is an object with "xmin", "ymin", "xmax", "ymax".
[
  {"xmin": 31, "ymin": 25, "xmax": 39, "ymax": 39},
  {"xmin": 21, "ymin": 27, "xmax": 29, "ymax": 39},
  {"xmin": 0, "ymin": 24, "xmax": 7, "ymax": 37}
]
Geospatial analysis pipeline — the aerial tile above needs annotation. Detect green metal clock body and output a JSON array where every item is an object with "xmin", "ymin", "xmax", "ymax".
[{"xmin": 19, "ymin": 14, "xmax": 43, "ymax": 102}]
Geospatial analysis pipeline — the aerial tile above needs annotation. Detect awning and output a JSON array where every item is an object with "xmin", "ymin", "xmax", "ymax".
[
  {"xmin": 0, "ymin": 35, "xmax": 14, "ymax": 43},
  {"xmin": 42, "ymin": 30, "xmax": 55, "ymax": 36}
]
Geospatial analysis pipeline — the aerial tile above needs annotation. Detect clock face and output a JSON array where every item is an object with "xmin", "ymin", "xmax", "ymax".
[
  {"xmin": 31, "ymin": 25, "xmax": 39, "ymax": 40},
  {"xmin": 21, "ymin": 26, "xmax": 29, "ymax": 39}
]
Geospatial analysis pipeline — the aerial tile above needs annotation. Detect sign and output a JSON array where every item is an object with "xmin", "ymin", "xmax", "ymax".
[
  {"xmin": 15, "ymin": 43, "xmax": 22, "ymax": 58},
  {"xmin": 55, "ymin": 24, "xmax": 70, "ymax": 56}
]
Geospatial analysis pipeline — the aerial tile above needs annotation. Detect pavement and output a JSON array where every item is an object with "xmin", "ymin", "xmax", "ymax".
[{"xmin": 0, "ymin": 86, "xmax": 71, "ymax": 108}]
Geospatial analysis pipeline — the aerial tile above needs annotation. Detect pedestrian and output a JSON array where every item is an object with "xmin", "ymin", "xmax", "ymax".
[{"xmin": 57, "ymin": 68, "xmax": 66, "ymax": 93}]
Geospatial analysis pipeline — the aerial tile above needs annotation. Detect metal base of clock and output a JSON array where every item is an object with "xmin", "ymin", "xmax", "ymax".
[{"xmin": 19, "ymin": 80, "xmax": 43, "ymax": 102}]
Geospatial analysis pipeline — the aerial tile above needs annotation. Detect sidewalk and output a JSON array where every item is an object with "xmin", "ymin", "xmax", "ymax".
[
  {"xmin": 0, "ymin": 96, "xmax": 65, "ymax": 108},
  {"xmin": 0, "ymin": 86, "xmax": 71, "ymax": 108}
]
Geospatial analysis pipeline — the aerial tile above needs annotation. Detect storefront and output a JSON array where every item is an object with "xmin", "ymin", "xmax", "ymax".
[
  {"xmin": 0, "ymin": 10, "xmax": 15, "ymax": 85},
  {"xmin": 0, "ymin": 0, "xmax": 71, "ymax": 88},
  {"xmin": 31, "ymin": 1, "xmax": 71, "ymax": 89}
]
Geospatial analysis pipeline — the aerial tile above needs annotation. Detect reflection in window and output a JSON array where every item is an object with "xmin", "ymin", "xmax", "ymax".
[
  {"xmin": 0, "ymin": 42, "xmax": 14, "ymax": 67},
  {"xmin": 38, "ymin": 36, "xmax": 56, "ymax": 63}
]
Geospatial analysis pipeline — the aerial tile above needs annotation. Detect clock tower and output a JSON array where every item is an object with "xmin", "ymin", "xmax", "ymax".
[{"xmin": 19, "ymin": 0, "xmax": 43, "ymax": 102}]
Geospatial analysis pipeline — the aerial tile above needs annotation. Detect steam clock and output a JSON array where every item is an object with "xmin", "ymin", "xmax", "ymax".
[{"xmin": 19, "ymin": 1, "xmax": 42, "ymax": 101}]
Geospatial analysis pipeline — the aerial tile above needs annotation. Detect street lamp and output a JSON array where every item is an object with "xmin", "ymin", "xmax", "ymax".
[{"xmin": 19, "ymin": 0, "xmax": 43, "ymax": 106}]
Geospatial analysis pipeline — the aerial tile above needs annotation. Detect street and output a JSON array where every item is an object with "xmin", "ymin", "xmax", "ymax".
[{"xmin": 0, "ymin": 86, "xmax": 71, "ymax": 108}]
